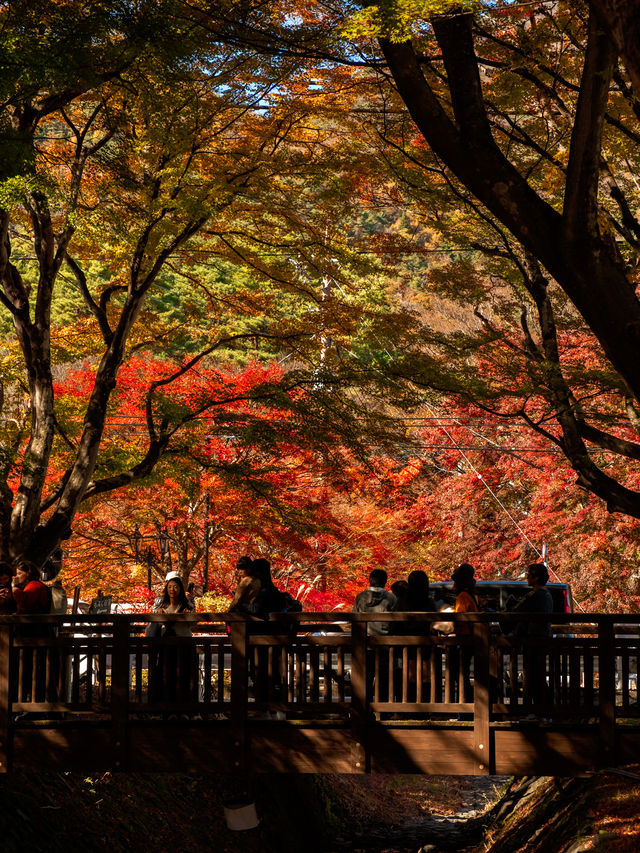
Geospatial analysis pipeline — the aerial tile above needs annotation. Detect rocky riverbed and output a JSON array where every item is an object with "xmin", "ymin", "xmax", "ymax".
[{"xmin": 327, "ymin": 776, "xmax": 508, "ymax": 853}]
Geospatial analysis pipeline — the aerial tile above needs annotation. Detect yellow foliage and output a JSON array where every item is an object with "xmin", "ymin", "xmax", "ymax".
[
  {"xmin": 341, "ymin": 0, "xmax": 479, "ymax": 42},
  {"xmin": 198, "ymin": 591, "xmax": 231, "ymax": 613}
]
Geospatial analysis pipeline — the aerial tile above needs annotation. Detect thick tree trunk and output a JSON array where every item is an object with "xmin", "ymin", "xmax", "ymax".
[
  {"xmin": 379, "ymin": 16, "xmax": 640, "ymax": 403},
  {"xmin": 592, "ymin": 0, "xmax": 640, "ymax": 95}
]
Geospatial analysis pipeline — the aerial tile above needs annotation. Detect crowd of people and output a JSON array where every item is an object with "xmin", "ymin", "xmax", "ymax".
[
  {"xmin": 1, "ymin": 550, "xmax": 555, "ymax": 713},
  {"xmin": 352, "ymin": 561, "xmax": 554, "ymax": 705},
  {"xmin": 352, "ymin": 561, "xmax": 553, "ymax": 633}
]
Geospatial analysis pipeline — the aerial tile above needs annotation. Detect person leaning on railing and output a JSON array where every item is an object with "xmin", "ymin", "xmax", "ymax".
[
  {"xmin": 508, "ymin": 564, "xmax": 554, "ymax": 639},
  {"xmin": 11, "ymin": 561, "xmax": 56, "ymax": 704},
  {"xmin": 353, "ymin": 569, "xmax": 398, "ymax": 703},
  {"xmin": 145, "ymin": 571, "xmax": 197, "ymax": 708},
  {"xmin": 228, "ymin": 556, "xmax": 261, "ymax": 614},
  {"xmin": 393, "ymin": 570, "xmax": 437, "ymax": 702}
]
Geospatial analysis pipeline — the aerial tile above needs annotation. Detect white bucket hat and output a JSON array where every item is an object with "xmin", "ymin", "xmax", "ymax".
[{"xmin": 165, "ymin": 571, "xmax": 181, "ymax": 583}]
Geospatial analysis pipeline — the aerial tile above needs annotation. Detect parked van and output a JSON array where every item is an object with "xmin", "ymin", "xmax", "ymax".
[{"xmin": 429, "ymin": 580, "xmax": 574, "ymax": 614}]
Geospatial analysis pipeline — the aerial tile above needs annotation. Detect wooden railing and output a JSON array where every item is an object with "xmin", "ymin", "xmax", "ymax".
[{"xmin": 0, "ymin": 612, "xmax": 638, "ymax": 775}]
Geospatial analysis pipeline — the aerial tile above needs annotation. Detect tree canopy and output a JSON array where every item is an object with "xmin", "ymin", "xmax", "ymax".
[
  {"xmin": 4, "ymin": 0, "xmax": 640, "ymax": 603},
  {"xmin": 0, "ymin": 0, "xmax": 411, "ymax": 567}
]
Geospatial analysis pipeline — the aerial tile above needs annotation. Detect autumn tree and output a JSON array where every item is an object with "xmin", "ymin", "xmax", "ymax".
[
  {"xmin": 199, "ymin": 0, "xmax": 640, "ymax": 528},
  {"xmin": 0, "ymin": 1, "xmax": 417, "ymax": 569},
  {"xmin": 52, "ymin": 353, "xmax": 420, "ymax": 606}
]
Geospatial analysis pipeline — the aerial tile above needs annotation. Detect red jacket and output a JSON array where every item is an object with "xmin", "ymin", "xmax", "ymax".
[{"xmin": 13, "ymin": 580, "xmax": 51, "ymax": 614}]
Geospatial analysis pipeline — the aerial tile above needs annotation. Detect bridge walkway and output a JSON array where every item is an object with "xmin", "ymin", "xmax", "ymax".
[{"xmin": 0, "ymin": 612, "xmax": 638, "ymax": 775}]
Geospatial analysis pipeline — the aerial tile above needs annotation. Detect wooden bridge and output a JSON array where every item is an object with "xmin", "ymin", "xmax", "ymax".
[{"xmin": 0, "ymin": 612, "xmax": 638, "ymax": 776}]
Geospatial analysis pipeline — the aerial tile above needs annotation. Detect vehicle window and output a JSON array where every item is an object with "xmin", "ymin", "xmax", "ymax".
[{"xmin": 429, "ymin": 581, "xmax": 572, "ymax": 613}]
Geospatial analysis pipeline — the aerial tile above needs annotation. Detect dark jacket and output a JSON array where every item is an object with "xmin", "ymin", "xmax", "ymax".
[
  {"xmin": 353, "ymin": 587, "xmax": 397, "ymax": 635},
  {"xmin": 512, "ymin": 587, "xmax": 553, "ymax": 637},
  {"xmin": 248, "ymin": 582, "xmax": 287, "ymax": 620}
]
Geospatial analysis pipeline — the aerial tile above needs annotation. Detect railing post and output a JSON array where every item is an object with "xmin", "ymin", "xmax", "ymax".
[
  {"xmin": 350, "ymin": 617, "xmax": 367, "ymax": 773},
  {"xmin": 229, "ymin": 618, "xmax": 249, "ymax": 775},
  {"xmin": 111, "ymin": 618, "xmax": 130, "ymax": 772},
  {"xmin": 0, "ymin": 622, "xmax": 12, "ymax": 773},
  {"xmin": 473, "ymin": 619, "xmax": 492, "ymax": 775},
  {"xmin": 597, "ymin": 617, "xmax": 616, "ymax": 768}
]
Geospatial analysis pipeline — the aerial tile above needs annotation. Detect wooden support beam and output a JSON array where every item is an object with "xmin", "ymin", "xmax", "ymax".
[
  {"xmin": 0, "ymin": 623, "xmax": 11, "ymax": 773},
  {"xmin": 473, "ymin": 622, "xmax": 492, "ymax": 775},
  {"xmin": 597, "ymin": 618, "xmax": 616, "ymax": 767},
  {"xmin": 229, "ymin": 619, "xmax": 249, "ymax": 777},
  {"xmin": 350, "ymin": 619, "xmax": 368, "ymax": 773},
  {"xmin": 111, "ymin": 619, "xmax": 130, "ymax": 771}
]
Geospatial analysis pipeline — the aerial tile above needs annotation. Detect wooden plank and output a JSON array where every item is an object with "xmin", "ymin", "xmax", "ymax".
[
  {"xmin": 99, "ymin": 644, "xmax": 107, "ymax": 706},
  {"xmin": 322, "ymin": 647, "xmax": 331, "ymax": 703},
  {"xmin": 370, "ymin": 702, "xmax": 469, "ymax": 713},
  {"xmin": 493, "ymin": 729, "xmax": 599, "ymax": 775},
  {"xmin": 350, "ymin": 620, "xmax": 367, "ymax": 773},
  {"xmin": 251, "ymin": 726, "xmax": 355, "ymax": 774},
  {"xmin": 369, "ymin": 728, "xmax": 477, "ymax": 775},
  {"xmin": 12, "ymin": 726, "xmax": 114, "ymax": 772},
  {"xmin": 583, "ymin": 645, "xmax": 594, "ymax": 708},
  {"xmin": 509, "ymin": 650, "xmax": 519, "ymax": 710},
  {"xmin": 337, "ymin": 647, "xmax": 345, "ymax": 703},
  {"xmin": 310, "ymin": 646, "xmax": 319, "ymax": 704},
  {"xmin": 216, "ymin": 641, "xmax": 225, "ymax": 706},
  {"xmin": 621, "ymin": 647, "xmax": 630, "ymax": 710},
  {"xmin": 229, "ymin": 619, "xmax": 249, "ymax": 774},
  {"xmin": 129, "ymin": 723, "xmax": 230, "ymax": 772},
  {"xmin": 617, "ymin": 729, "xmax": 640, "ymax": 764}
]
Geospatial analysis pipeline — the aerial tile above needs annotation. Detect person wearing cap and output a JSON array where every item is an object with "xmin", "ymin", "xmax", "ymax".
[{"xmin": 146, "ymin": 571, "xmax": 197, "ymax": 708}]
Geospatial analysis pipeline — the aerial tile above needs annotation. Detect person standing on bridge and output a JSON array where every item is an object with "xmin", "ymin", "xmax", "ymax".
[
  {"xmin": 509, "ymin": 563, "xmax": 553, "ymax": 709},
  {"xmin": 12, "ymin": 561, "xmax": 55, "ymax": 704},
  {"xmin": 394, "ymin": 570, "xmax": 437, "ymax": 702},
  {"xmin": 451, "ymin": 563, "xmax": 479, "ymax": 704},
  {"xmin": 242, "ymin": 558, "xmax": 301, "ymax": 704},
  {"xmin": 354, "ymin": 569, "xmax": 398, "ymax": 704},
  {"xmin": 146, "ymin": 571, "xmax": 197, "ymax": 709},
  {"xmin": 229, "ymin": 556, "xmax": 261, "ymax": 614}
]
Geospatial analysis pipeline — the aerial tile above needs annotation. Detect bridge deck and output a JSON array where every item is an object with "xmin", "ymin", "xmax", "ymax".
[{"xmin": 1, "ymin": 612, "xmax": 638, "ymax": 775}]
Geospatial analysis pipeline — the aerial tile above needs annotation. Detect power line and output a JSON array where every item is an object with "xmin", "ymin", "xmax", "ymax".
[{"xmin": 420, "ymin": 401, "xmax": 545, "ymax": 557}]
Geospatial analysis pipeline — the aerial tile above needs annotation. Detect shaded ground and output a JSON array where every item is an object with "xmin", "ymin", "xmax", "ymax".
[
  {"xmin": 0, "ymin": 771, "xmax": 493, "ymax": 853},
  {"xmin": 1, "ymin": 767, "xmax": 638, "ymax": 852}
]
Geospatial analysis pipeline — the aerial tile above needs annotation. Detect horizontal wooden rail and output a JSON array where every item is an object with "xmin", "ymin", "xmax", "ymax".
[{"xmin": 0, "ymin": 612, "xmax": 637, "ymax": 775}]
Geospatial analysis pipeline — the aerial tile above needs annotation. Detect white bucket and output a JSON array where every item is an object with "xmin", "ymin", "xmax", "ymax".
[{"xmin": 223, "ymin": 800, "xmax": 260, "ymax": 831}]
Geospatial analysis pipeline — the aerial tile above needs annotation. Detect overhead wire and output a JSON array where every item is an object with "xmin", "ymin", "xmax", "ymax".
[{"xmin": 336, "ymin": 310, "xmax": 591, "ymax": 608}]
